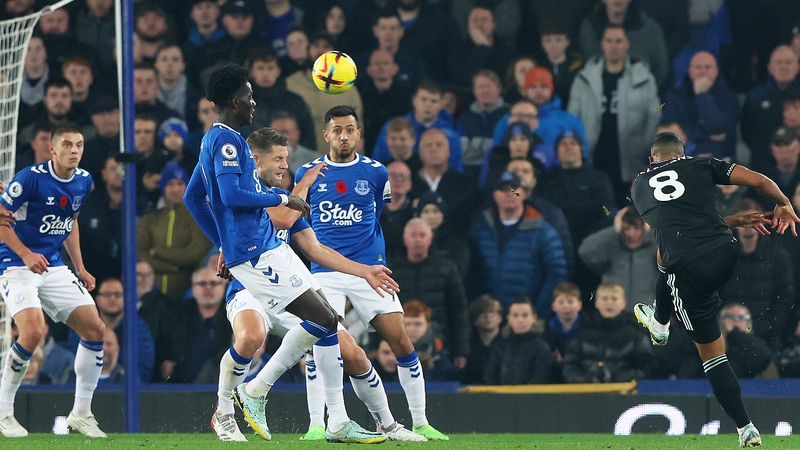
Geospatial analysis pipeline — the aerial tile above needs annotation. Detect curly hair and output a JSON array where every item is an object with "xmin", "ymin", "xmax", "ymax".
[{"xmin": 206, "ymin": 63, "xmax": 249, "ymax": 108}]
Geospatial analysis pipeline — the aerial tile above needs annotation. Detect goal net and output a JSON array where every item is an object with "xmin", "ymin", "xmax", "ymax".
[{"xmin": 0, "ymin": 0, "xmax": 75, "ymax": 358}]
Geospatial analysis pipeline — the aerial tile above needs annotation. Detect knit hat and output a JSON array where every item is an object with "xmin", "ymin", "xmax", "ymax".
[
  {"xmin": 523, "ymin": 67, "xmax": 554, "ymax": 91},
  {"xmin": 416, "ymin": 192, "xmax": 447, "ymax": 216},
  {"xmin": 159, "ymin": 117, "xmax": 189, "ymax": 146},
  {"xmin": 504, "ymin": 121, "xmax": 534, "ymax": 144},
  {"xmin": 158, "ymin": 161, "xmax": 189, "ymax": 193},
  {"xmin": 554, "ymin": 129, "xmax": 584, "ymax": 150}
]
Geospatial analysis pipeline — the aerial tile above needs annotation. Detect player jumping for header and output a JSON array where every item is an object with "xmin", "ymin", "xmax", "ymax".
[{"xmin": 631, "ymin": 132, "xmax": 800, "ymax": 448}]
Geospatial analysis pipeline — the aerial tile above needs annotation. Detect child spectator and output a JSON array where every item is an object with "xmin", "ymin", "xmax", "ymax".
[
  {"xmin": 370, "ymin": 340, "xmax": 399, "ymax": 382},
  {"xmin": 461, "ymin": 295, "xmax": 503, "ymax": 385},
  {"xmin": 403, "ymin": 300, "xmax": 456, "ymax": 381},
  {"xmin": 562, "ymin": 282, "xmax": 653, "ymax": 383},
  {"xmin": 539, "ymin": 19, "xmax": 583, "ymax": 108},
  {"xmin": 484, "ymin": 296, "xmax": 554, "ymax": 385},
  {"xmin": 158, "ymin": 117, "xmax": 198, "ymax": 179},
  {"xmin": 503, "ymin": 56, "xmax": 536, "ymax": 105},
  {"xmin": 541, "ymin": 282, "xmax": 583, "ymax": 363}
]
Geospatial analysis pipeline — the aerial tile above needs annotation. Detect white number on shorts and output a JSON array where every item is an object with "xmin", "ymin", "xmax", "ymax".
[{"xmin": 649, "ymin": 170, "xmax": 686, "ymax": 202}]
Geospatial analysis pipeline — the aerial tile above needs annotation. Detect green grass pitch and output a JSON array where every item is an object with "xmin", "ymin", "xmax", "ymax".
[{"xmin": 7, "ymin": 433, "xmax": 800, "ymax": 449}]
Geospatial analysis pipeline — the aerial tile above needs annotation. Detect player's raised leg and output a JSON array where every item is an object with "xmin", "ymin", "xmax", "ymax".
[
  {"xmin": 0, "ymin": 308, "xmax": 44, "ymax": 437},
  {"xmin": 64, "ymin": 304, "xmax": 107, "ymax": 438},
  {"xmin": 371, "ymin": 312, "xmax": 448, "ymax": 441}
]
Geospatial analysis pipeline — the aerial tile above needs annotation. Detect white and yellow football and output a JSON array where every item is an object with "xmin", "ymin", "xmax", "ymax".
[{"xmin": 312, "ymin": 51, "xmax": 357, "ymax": 94}]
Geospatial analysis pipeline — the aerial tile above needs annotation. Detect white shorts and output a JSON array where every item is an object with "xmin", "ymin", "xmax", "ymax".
[
  {"xmin": 0, "ymin": 265, "xmax": 96, "ymax": 323},
  {"xmin": 228, "ymin": 243, "xmax": 320, "ymax": 315},
  {"xmin": 313, "ymin": 271, "xmax": 403, "ymax": 328},
  {"xmin": 226, "ymin": 288, "xmax": 302, "ymax": 339}
]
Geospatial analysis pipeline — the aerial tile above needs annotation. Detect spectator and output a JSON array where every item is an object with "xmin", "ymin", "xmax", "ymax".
[
  {"xmin": 577, "ymin": 0, "xmax": 669, "ymax": 88},
  {"xmin": 741, "ymin": 45, "xmax": 800, "ymax": 171},
  {"xmin": 186, "ymin": 97, "xmax": 216, "ymax": 156},
  {"xmin": 380, "ymin": 161, "xmax": 415, "ymax": 259},
  {"xmin": 661, "ymin": 51, "xmax": 740, "ymax": 160},
  {"xmin": 516, "ymin": 0, "xmax": 596, "ymax": 58},
  {"xmin": 469, "ymin": 171, "xmax": 567, "ymax": 314},
  {"xmin": 98, "ymin": 328, "xmax": 125, "ymax": 384},
  {"xmin": 317, "ymin": 3, "xmax": 358, "ymax": 56},
  {"xmin": 20, "ymin": 36, "xmax": 49, "ymax": 120},
  {"xmin": 357, "ymin": 11, "xmax": 428, "ymax": 92},
  {"xmin": 539, "ymin": 130, "xmax": 614, "ymax": 300},
  {"xmin": 258, "ymin": 0, "xmax": 304, "ymax": 58},
  {"xmin": 785, "ymin": 92, "xmax": 800, "ymax": 134},
  {"xmin": 135, "ymin": 260, "xmax": 174, "ymax": 380},
  {"xmin": 219, "ymin": 0, "xmax": 262, "ymax": 67},
  {"xmin": 538, "ymin": 19, "xmax": 583, "ymax": 108},
  {"xmin": 270, "ymin": 113, "xmax": 318, "ymax": 174},
  {"xmin": 456, "ymin": 70, "xmax": 509, "ymax": 179},
  {"xmin": 36, "ymin": 323, "xmax": 75, "ymax": 385},
  {"xmin": 75, "ymin": 0, "xmax": 116, "ymax": 79},
  {"xmin": 377, "ymin": 117, "xmax": 422, "ymax": 173},
  {"xmin": 568, "ymin": 24, "xmax": 660, "ymax": 207},
  {"xmin": 286, "ymin": 33, "xmax": 363, "ymax": 154},
  {"xmin": 243, "ymin": 47, "xmax": 316, "ymax": 150},
  {"xmin": 371, "ymin": 340, "xmax": 399, "ymax": 382},
  {"xmin": 770, "ymin": 182, "xmax": 800, "ymax": 315},
  {"xmin": 133, "ymin": 114, "xmax": 169, "ymax": 215},
  {"xmin": 36, "ymin": 7, "xmax": 97, "ymax": 84},
  {"xmin": 541, "ymin": 282, "xmax": 583, "ymax": 365},
  {"xmin": 638, "ymin": 0, "xmax": 690, "ymax": 60},
  {"xmin": 373, "ymin": 81, "xmax": 464, "ymax": 171},
  {"xmin": 281, "ymin": 26, "xmax": 310, "ymax": 78},
  {"xmin": 484, "ymin": 296, "xmax": 554, "ymax": 385},
  {"xmin": 452, "ymin": 0, "xmax": 520, "ymax": 45},
  {"xmin": 719, "ymin": 199, "xmax": 795, "ymax": 350},
  {"xmin": 503, "ymin": 56, "xmax": 536, "ymax": 105},
  {"xmin": 137, "ymin": 162, "xmax": 212, "ymax": 302},
  {"xmin": 461, "ymin": 295, "xmax": 503, "ymax": 385},
  {"xmin": 61, "ymin": 57, "xmax": 97, "ymax": 129},
  {"xmin": 506, "ymin": 158, "xmax": 575, "ymax": 274},
  {"xmin": 19, "ymin": 79, "xmax": 83, "ymax": 144},
  {"xmin": 759, "ymin": 127, "xmax": 800, "ymax": 210},
  {"xmin": 716, "ymin": 183, "xmax": 753, "ymax": 218},
  {"xmin": 793, "ymin": 23, "xmax": 800, "ymax": 59},
  {"xmin": 81, "ymin": 96, "xmax": 121, "ymax": 187},
  {"xmin": 134, "ymin": 3, "xmax": 174, "ymax": 64},
  {"xmin": 578, "ymin": 206, "xmax": 659, "ymax": 310},
  {"xmin": 14, "ymin": 121, "xmax": 52, "ymax": 173},
  {"xmin": 480, "ymin": 119, "xmax": 554, "ymax": 194},
  {"xmin": 562, "ymin": 282, "xmax": 652, "ymax": 383},
  {"xmin": 395, "ymin": 0, "xmax": 461, "ymax": 83},
  {"xmin": 159, "ymin": 268, "xmax": 232, "ymax": 383},
  {"xmin": 155, "ymin": 45, "xmax": 202, "ymax": 130},
  {"xmin": 390, "ymin": 218, "xmax": 470, "ymax": 363},
  {"xmin": 410, "ymin": 129, "xmax": 478, "ymax": 237},
  {"xmin": 78, "ymin": 156, "xmax": 122, "ymax": 285},
  {"xmin": 182, "ymin": 0, "xmax": 228, "ymax": 91},
  {"xmin": 450, "ymin": 7, "xmax": 516, "ymax": 87},
  {"xmin": 656, "ymin": 121, "xmax": 696, "ymax": 156},
  {"xmin": 491, "ymin": 67, "xmax": 588, "ymax": 151},
  {"xmin": 719, "ymin": 304, "xmax": 775, "ymax": 379},
  {"xmin": 83, "ymin": 278, "xmax": 155, "ymax": 383},
  {"xmin": 416, "ymin": 192, "xmax": 470, "ymax": 278},
  {"xmin": 356, "ymin": 49, "xmax": 413, "ymax": 154},
  {"xmin": 650, "ymin": 318, "xmax": 704, "ymax": 379},
  {"xmin": 159, "ymin": 117, "xmax": 199, "ymax": 177},
  {"xmin": 134, "ymin": 63, "xmax": 182, "ymax": 128},
  {"xmin": 403, "ymin": 300, "xmax": 456, "ymax": 381}
]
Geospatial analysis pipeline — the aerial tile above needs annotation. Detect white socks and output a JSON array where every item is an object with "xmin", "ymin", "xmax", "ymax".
[
  {"xmin": 396, "ymin": 351, "xmax": 427, "ymax": 428},
  {"xmin": 303, "ymin": 353, "xmax": 326, "ymax": 427},
  {"xmin": 350, "ymin": 363, "xmax": 395, "ymax": 430},
  {"xmin": 313, "ymin": 335, "xmax": 349, "ymax": 432},
  {"xmin": 217, "ymin": 346, "xmax": 252, "ymax": 415},
  {"xmin": 0, "ymin": 342, "xmax": 32, "ymax": 416},
  {"xmin": 72, "ymin": 340, "xmax": 103, "ymax": 418}
]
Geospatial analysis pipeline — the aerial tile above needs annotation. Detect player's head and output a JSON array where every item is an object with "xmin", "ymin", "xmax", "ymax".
[
  {"xmin": 323, "ymin": 105, "xmax": 360, "ymax": 162},
  {"xmin": 552, "ymin": 281, "xmax": 582, "ymax": 322},
  {"xmin": 247, "ymin": 127, "xmax": 290, "ymax": 188},
  {"xmin": 650, "ymin": 132, "xmax": 685, "ymax": 162},
  {"xmin": 594, "ymin": 282, "xmax": 626, "ymax": 319},
  {"xmin": 402, "ymin": 299, "xmax": 432, "ymax": 344},
  {"xmin": 50, "ymin": 122, "xmax": 84, "ymax": 171},
  {"xmin": 206, "ymin": 63, "xmax": 254, "ymax": 126},
  {"xmin": 507, "ymin": 296, "xmax": 537, "ymax": 335}
]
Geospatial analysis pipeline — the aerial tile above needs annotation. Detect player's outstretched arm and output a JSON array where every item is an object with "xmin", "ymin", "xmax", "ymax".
[
  {"xmin": 0, "ymin": 223, "xmax": 48, "ymax": 274},
  {"xmin": 269, "ymin": 163, "xmax": 327, "ymax": 229},
  {"xmin": 723, "ymin": 211, "xmax": 773, "ymax": 235},
  {"xmin": 729, "ymin": 165, "xmax": 800, "ymax": 235},
  {"xmin": 291, "ymin": 228, "xmax": 399, "ymax": 297},
  {"xmin": 63, "ymin": 213, "xmax": 95, "ymax": 291}
]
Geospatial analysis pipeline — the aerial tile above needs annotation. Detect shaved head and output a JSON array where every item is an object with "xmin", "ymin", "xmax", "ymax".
[{"xmin": 650, "ymin": 132, "xmax": 685, "ymax": 161}]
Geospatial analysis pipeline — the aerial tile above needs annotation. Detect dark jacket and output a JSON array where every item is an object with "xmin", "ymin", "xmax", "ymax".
[
  {"xmin": 719, "ymin": 237, "xmax": 795, "ymax": 350},
  {"xmin": 470, "ymin": 204, "xmax": 567, "ymax": 314},
  {"xmin": 661, "ymin": 75, "xmax": 740, "ymax": 160},
  {"xmin": 161, "ymin": 300, "xmax": 232, "ymax": 383},
  {"xmin": 484, "ymin": 327, "xmax": 555, "ymax": 385},
  {"xmin": 461, "ymin": 327, "xmax": 499, "ymax": 385},
  {"xmin": 726, "ymin": 328, "xmax": 773, "ymax": 378},
  {"xmin": 243, "ymin": 79, "xmax": 316, "ymax": 150},
  {"xmin": 356, "ymin": 79, "xmax": 413, "ymax": 155},
  {"xmin": 78, "ymin": 187, "xmax": 121, "ymax": 284},
  {"xmin": 411, "ymin": 168, "xmax": 479, "ymax": 237},
  {"xmin": 740, "ymin": 77, "xmax": 800, "ymax": 171},
  {"xmin": 413, "ymin": 326, "xmax": 456, "ymax": 381},
  {"xmin": 389, "ymin": 253, "xmax": 470, "ymax": 358},
  {"xmin": 562, "ymin": 311, "xmax": 653, "ymax": 383}
]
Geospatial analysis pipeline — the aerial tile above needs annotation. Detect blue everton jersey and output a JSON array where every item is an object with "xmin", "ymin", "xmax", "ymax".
[
  {"xmin": 0, "ymin": 161, "xmax": 92, "ymax": 271},
  {"xmin": 295, "ymin": 154, "xmax": 391, "ymax": 273},
  {"xmin": 198, "ymin": 123, "xmax": 282, "ymax": 266},
  {"xmin": 226, "ymin": 187, "xmax": 311, "ymax": 303}
]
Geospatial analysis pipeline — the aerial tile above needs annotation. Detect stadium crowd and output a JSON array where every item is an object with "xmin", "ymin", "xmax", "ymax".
[{"xmin": 9, "ymin": 0, "xmax": 800, "ymax": 386}]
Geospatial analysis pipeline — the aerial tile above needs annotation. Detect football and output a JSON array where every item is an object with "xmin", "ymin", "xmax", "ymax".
[{"xmin": 312, "ymin": 51, "xmax": 357, "ymax": 94}]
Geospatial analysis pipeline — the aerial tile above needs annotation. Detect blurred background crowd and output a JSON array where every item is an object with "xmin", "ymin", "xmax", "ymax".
[{"xmin": 6, "ymin": 0, "xmax": 800, "ymax": 386}]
